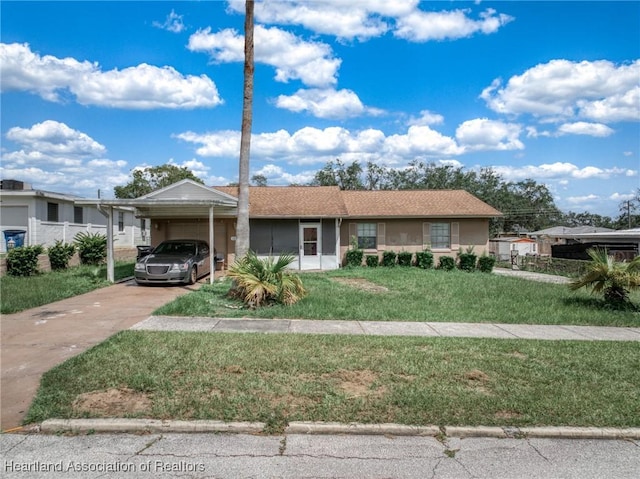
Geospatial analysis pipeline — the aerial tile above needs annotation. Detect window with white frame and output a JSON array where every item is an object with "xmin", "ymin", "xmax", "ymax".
[
  {"xmin": 430, "ymin": 223, "xmax": 450, "ymax": 249},
  {"xmin": 357, "ymin": 223, "xmax": 377, "ymax": 249},
  {"xmin": 118, "ymin": 212, "xmax": 124, "ymax": 232}
]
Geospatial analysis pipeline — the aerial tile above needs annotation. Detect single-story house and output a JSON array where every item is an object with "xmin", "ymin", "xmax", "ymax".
[
  {"xmin": 489, "ymin": 237, "xmax": 538, "ymax": 261},
  {"xmin": 75, "ymin": 179, "xmax": 502, "ymax": 282},
  {"xmin": 528, "ymin": 225, "xmax": 615, "ymax": 256},
  {"xmin": 0, "ymin": 179, "xmax": 149, "ymax": 253}
]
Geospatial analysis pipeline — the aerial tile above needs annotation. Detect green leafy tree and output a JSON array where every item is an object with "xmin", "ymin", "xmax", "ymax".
[
  {"xmin": 310, "ymin": 159, "xmax": 364, "ymax": 190},
  {"xmin": 569, "ymin": 248, "xmax": 640, "ymax": 308},
  {"xmin": 251, "ymin": 174, "xmax": 267, "ymax": 186},
  {"xmin": 114, "ymin": 164, "xmax": 204, "ymax": 198}
]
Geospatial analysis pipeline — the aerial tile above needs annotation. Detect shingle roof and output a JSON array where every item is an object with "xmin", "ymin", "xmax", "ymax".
[
  {"xmin": 214, "ymin": 186, "xmax": 348, "ymax": 217},
  {"xmin": 213, "ymin": 186, "xmax": 502, "ymax": 219},
  {"xmin": 341, "ymin": 189, "xmax": 502, "ymax": 218}
]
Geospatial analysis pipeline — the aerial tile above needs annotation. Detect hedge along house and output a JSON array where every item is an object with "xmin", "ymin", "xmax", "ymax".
[{"xmin": 76, "ymin": 179, "xmax": 502, "ymax": 282}]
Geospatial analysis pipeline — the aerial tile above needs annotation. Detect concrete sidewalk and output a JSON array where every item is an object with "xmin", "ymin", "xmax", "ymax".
[{"xmin": 132, "ymin": 316, "xmax": 640, "ymax": 341}]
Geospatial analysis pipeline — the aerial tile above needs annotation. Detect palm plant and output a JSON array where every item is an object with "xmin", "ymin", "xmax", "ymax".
[
  {"xmin": 227, "ymin": 251, "xmax": 306, "ymax": 307},
  {"xmin": 569, "ymin": 248, "xmax": 640, "ymax": 307}
]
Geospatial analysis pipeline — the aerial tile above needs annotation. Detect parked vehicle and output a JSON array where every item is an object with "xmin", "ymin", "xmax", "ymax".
[{"xmin": 134, "ymin": 239, "xmax": 210, "ymax": 285}]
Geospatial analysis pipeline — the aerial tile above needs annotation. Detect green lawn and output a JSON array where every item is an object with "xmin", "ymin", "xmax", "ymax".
[
  {"xmin": 0, "ymin": 262, "xmax": 135, "ymax": 314},
  {"xmin": 154, "ymin": 268, "xmax": 640, "ymax": 327},
  {"xmin": 25, "ymin": 331, "xmax": 640, "ymax": 430}
]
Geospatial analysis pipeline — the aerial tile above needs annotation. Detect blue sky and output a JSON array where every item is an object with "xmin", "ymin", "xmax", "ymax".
[{"xmin": 1, "ymin": 1, "xmax": 638, "ymax": 218}]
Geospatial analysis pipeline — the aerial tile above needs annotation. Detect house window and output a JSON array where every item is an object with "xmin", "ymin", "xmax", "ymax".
[
  {"xmin": 47, "ymin": 202, "xmax": 59, "ymax": 222},
  {"xmin": 74, "ymin": 206, "xmax": 83, "ymax": 224},
  {"xmin": 431, "ymin": 223, "xmax": 450, "ymax": 249},
  {"xmin": 357, "ymin": 223, "xmax": 377, "ymax": 249},
  {"xmin": 118, "ymin": 212, "xmax": 125, "ymax": 232}
]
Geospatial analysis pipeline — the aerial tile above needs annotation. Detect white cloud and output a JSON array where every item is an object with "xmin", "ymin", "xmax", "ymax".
[
  {"xmin": 407, "ymin": 110, "xmax": 444, "ymax": 126},
  {"xmin": 1, "ymin": 120, "xmax": 131, "ymax": 198},
  {"xmin": 566, "ymin": 194, "xmax": 599, "ymax": 204},
  {"xmin": 227, "ymin": 1, "xmax": 511, "ymax": 43},
  {"xmin": 253, "ymin": 164, "xmax": 315, "ymax": 185},
  {"xmin": 481, "ymin": 59, "xmax": 640, "ymax": 123},
  {"xmin": 6, "ymin": 120, "xmax": 107, "ymax": 157},
  {"xmin": 556, "ymin": 122, "xmax": 614, "ymax": 137},
  {"xmin": 275, "ymin": 88, "xmax": 383, "ymax": 119},
  {"xmin": 394, "ymin": 8, "xmax": 514, "ymax": 42},
  {"xmin": 492, "ymin": 162, "xmax": 637, "ymax": 181},
  {"xmin": 456, "ymin": 118, "xmax": 524, "ymax": 151},
  {"xmin": 0, "ymin": 43, "xmax": 222, "ymax": 109},
  {"xmin": 188, "ymin": 25, "xmax": 341, "ymax": 88},
  {"xmin": 153, "ymin": 9, "xmax": 186, "ymax": 33},
  {"xmin": 177, "ymin": 124, "xmax": 463, "ymax": 164},
  {"xmin": 609, "ymin": 192, "xmax": 636, "ymax": 201}
]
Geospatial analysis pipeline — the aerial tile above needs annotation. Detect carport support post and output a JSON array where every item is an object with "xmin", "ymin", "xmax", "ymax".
[
  {"xmin": 209, "ymin": 205, "xmax": 214, "ymax": 284},
  {"xmin": 105, "ymin": 206, "xmax": 115, "ymax": 283}
]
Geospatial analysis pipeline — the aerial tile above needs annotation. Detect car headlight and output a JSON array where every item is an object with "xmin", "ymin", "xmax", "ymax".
[
  {"xmin": 135, "ymin": 262, "xmax": 146, "ymax": 271},
  {"xmin": 170, "ymin": 263, "xmax": 189, "ymax": 272}
]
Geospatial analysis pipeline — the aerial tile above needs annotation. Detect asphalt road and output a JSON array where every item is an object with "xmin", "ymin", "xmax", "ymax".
[{"xmin": 2, "ymin": 432, "xmax": 639, "ymax": 479}]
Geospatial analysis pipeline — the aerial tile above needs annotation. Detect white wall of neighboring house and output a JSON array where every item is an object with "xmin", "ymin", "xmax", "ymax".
[
  {"xmin": 0, "ymin": 186, "xmax": 150, "ymax": 253},
  {"xmin": 490, "ymin": 238, "xmax": 537, "ymax": 261}
]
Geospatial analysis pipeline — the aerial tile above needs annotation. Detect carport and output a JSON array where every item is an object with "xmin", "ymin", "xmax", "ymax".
[{"xmin": 75, "ymin": 180, "xmax": 238, "ymax": 283}]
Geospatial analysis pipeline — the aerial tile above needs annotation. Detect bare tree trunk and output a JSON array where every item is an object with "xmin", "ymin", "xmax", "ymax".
[{"xmin": 235, "ymin": 0, "xmax": 254, "ymax": 258}]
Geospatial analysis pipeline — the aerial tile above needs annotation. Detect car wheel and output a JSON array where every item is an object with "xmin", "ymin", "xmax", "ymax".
[{"xmin": 187, "ymin": 266, "xmax": 197, "ymax": 285}]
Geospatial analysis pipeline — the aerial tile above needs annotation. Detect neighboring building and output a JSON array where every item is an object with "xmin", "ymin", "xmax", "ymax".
[
  {"xmin": 0, "ymin": 180, "xmax": 149, "ymax": 253},
  {"xmin": 528, "ymin": 225, "xmax": 615, "ymax": 256},
  {"xmin": 541, "ymin": 227, "xmax": 640, "ymax": 261},
  {"xmin": 77, "ymin": 180, "xmax": 502, "ymax": 278},
  {"xmin": 489, "ymin": 237, "xmax": 538, "ymax": 261}
]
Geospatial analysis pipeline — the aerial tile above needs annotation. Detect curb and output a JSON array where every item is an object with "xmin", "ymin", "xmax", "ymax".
[{"xmin": 35, "ymin": 419, "xmax": 640, "ymax": 440}]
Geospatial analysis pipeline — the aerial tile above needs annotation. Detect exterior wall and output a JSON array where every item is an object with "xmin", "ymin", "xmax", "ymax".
[
  {"xmin": 0, "ymin": 193, "xmax": 147, "ymax": 252},
  {"xmin": 340, "ymin": 218, "xmax": 490, "ymax": 265},
  {"xmin": 150, "ymin": 218, "xmax": 235, "ymax": 267}
]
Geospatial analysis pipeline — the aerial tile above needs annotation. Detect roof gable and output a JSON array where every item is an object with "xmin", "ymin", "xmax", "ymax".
[{"xmin": 144, "ymin": 179, "xmax": 237, "ymax": 203}]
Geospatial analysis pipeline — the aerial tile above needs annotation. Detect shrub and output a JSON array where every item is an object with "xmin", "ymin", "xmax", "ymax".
[
  {"xmin": 227, "ymin": 251, "xmax": 306, "ymax": 307},
  {"xmin": 381, "ymin": 250, "xmax": 397, "ymax": 267},
  {"xmin": 397, "ymin": 251, "xmax": 413, "ymax": 267},
  {"xmin": 438, "ymin": 255, "xmax": 455, "ymax": 271},
  {"xmin": 457, "ymin": 247, "xmax": 478, "ymax": 272},
  {"xmin": 345, "ymin": 248, "xmax": 364, "ymax": 267},
  {"xmin": 6, "ymin": 245, "xmax": 44, "ymax": 276},
  {"xmin": 415, "ymin": 250, "xmax": 434, "ymax": 269},
  {"xmin": 48, "ymin": 241, "xmax": 76, "ymax": 270},
  {"xmin": 365, "ymin": 254, "xmax": 379, "ymax": 267},
  {"xmin": 477, "ymin": 254, "xmax": 496, "ymax": 273},
  {"xmin": 569, "ymin": 248, "xmax": 640, "ymax": 308},
  {"xmin": 74, "ymin": 232, "xmax": 107, "ymax": 265}
]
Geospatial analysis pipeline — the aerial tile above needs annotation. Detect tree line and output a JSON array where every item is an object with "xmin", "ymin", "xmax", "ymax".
[{"xmin": 114, "ymin": 162, "xmax": 639, "ymax": 236}]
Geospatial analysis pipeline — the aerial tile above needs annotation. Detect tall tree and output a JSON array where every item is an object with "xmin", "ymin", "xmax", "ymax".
[
  {"xmin": 114, "ymin": 164, "xmax": 203, "ymax": 199},
  {"xmin": 235, "ymin": 0, "xmax": 254, "ymax": 258}
]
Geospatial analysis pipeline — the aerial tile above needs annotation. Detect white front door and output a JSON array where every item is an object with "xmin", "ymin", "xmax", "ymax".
[{"xmin": 299, "ymin": 223, "xmax": 321, "ymax": 270}]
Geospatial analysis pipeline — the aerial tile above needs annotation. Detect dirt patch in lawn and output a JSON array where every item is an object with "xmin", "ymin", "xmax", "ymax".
[
  {"xmin": 332, "ymin": 278, "xmax": 389, "ymax": 293},
  {"xmin": 324, "ymin": 369, "xmax": 387, "ymax": 399},
  {"xmin": 462, "ymin": 369, "xmax": 493, "ymax": 396},
  {"xmin": 72, "ymin": 387, "xmax": 152, "ymax": 416}
]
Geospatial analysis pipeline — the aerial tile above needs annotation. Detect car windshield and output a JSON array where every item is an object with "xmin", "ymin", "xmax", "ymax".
[{"xmin": 154, "ymin": 242, "xmax": 196, "ymax": 255}]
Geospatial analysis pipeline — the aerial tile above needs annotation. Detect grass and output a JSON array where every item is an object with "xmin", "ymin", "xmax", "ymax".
[
  {"xmin": 25, "ymin": 331, "xmax": 640, "ymax": 429},
  {"xmin": 0, "ymin": 262, "xmax": 135, "ymax": 314},
  {"xmin": 155, "ymin": 267, "xmax": 640, "ymax": 327}
]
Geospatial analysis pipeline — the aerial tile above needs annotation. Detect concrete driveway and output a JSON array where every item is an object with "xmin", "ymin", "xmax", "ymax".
[{"xmin": 1, "ymin": 279, "xmax": 205, "ymax": 431}]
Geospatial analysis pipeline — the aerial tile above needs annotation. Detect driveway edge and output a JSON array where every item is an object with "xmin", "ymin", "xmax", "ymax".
[{"xmin": 35, "ymin": 419, "xmax": 640, "ymax": 439}]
